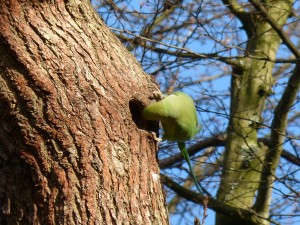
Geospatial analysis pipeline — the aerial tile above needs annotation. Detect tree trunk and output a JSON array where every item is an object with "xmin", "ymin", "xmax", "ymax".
[
  {"xmin": 216, "ymin": 1, "xmax": 292, "ymax": 225},
  {"xmin": 0, "ymin": 0, "xmax": 168, "ymax": 224}
]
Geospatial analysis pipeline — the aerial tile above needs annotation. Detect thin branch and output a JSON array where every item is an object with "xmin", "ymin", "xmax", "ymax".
[
  {"xmin": 259, "ymin": 138, "xmax": 300, "ymax": 166},
  {"xmin": 221, "ymin": 0, "xmax": 254, "ymax": 37},
  {"xmin": 114, "ymin": 29, "xmax": 300, "ymax": 64},
  {"xmin": 140, "ymin": 0, "xmax": 182, "ymax": 37},
  {"xmin": 110, "ymin": 27, "xmax": 241, "ymax": 66}
]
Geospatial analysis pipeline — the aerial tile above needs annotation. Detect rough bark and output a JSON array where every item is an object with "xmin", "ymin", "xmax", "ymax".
[{"xmin": 0, "ymin": 0, "xmax": 168, "ymax": 224}]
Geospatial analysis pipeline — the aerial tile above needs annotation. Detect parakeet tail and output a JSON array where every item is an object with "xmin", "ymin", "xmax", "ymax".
[{"xmin": 177, "ymin": 142, "xmax": 204, "ymax": 194}]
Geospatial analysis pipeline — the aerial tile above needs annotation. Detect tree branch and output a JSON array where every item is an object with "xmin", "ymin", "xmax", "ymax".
[
  {"xmin": 159, "ymin": 135, "xmax": 300, "ymax": 169},
  {"xmin": 160, "ymin": 174, "xmax": 279, "ymax": 225},
  {"xmin": 222, "ymin": 0, "xmax": 254, "ymax": 37},
  {"xmin": 159, "ymin": 134, "xmax": 225, "ymax": 169},
  {"xmin": 249, "ymin": 0, "xmax": 300, "ymax": 58},
  {"xmin": 110, "ymin": 27, "xmax": 241, "ymax": 67},
  {"xmin": 254, "ymin": 64, "xmax": 300, "ymax": 213},
  {"xmin": 140, "ymin": 0, "xmax": 183, "ymax": 37},
  {"xmin": 114, "ymin": 29, "xmax": 300, "ymax": 65}
]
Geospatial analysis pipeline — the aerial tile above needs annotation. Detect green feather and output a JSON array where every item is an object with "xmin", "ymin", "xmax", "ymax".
[{"xmin": 143, "ymin": 92, "xmax": 204, "ymax": 193}]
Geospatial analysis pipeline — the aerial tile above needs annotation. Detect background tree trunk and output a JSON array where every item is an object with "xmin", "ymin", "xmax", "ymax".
[
  {"xmin": 216, "ymin": 1, "xmax": 292, "ymax": 224},
  {"xmin": 0, "ymin": 0, "xmax": 168, "ymax": 224}
]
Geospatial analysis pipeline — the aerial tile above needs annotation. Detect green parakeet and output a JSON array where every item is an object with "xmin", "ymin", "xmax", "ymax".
[{"xmin": 142, "ymin": 92, "xmax": 204, "ymax": 193}]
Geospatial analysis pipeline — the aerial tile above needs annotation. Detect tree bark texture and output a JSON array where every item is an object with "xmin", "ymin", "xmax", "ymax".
[{"xmin": 0, "ymin": 0, "xmax": 168, "ymax": 224}]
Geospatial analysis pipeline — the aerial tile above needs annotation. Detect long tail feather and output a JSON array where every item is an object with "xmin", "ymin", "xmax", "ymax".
[{"xmin": 177, "ymin": 142, "xmax": 204, "ymax": 194}]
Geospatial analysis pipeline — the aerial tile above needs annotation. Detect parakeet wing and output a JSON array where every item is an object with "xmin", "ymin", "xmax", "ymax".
[{"xmin": 142, "ymin": 92, "xmax": 200, "ymax": 141}]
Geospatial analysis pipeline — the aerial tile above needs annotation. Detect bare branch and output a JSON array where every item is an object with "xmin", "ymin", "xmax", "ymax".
[
  {"xmin": 159, "ymin": 135, "xmax": 225, "ymax": 169},
  {"xmin": 160, "ymin": 174, "xmax": 279, "ymax": 225},
  {"xmin": 221, "ymin": 0, "xmax": 254, "ymax": 37},
  {"xmin": 160, "ymin": 135, "xmax": 300, "ymax": 169},
  {"xmin": 254, "ymin": 64, "xmax": 300, "ymax": 213},
  {"xmin": 110, "ymin": 27, "xmax": 241, "ymax": 66}
]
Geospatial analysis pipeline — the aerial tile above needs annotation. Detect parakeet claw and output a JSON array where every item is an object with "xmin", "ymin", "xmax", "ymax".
[
  {"xmin": 150, "ymin": 91, "xmax": 164, "ymax": 101},
  {"xmin": 151, "ymin": 132, "xmax": 162, "ymax": 143}
]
